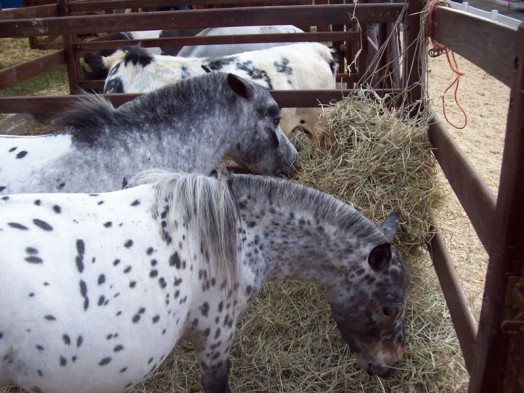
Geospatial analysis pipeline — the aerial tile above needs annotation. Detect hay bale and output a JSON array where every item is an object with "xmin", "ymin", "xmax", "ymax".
[{"xmin": 292, "ymin": 89, "xmax": 445, "ymax": 258}]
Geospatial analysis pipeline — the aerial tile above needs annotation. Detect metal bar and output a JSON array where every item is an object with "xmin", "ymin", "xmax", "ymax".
[
  {"xmin": 427, "ymin": 228, "xmax": 478, "ymax": 372},
  {"xmin": 427, "ymin": 116, "xmax": 496, "ymax": 252},
  {"xmin": 468, "ymin": 22, "xmax": 524, "ymax": 393},
  {"xmin": 0, "ymin": 4, "xmax": 405, "ymax": 37}
]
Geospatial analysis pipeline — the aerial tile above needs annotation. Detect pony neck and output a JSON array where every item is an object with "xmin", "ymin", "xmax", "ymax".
[{"xmin": 230, "ymin": 175, "xmax": 381, "ymax": 288}]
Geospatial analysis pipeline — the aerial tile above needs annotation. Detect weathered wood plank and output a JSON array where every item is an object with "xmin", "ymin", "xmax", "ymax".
[
  {"xmin": 0, "ymin": 4, "xmax": 404, "ymax": 37},
  {"xmin": 468, "ymin": 23, "xmax": 524, "ymax": 393},
  {"xmin": 428, "ymin": 115, "xmax": 496, "ymax": 251},
  {"xmin": 0, "ymin": 51, "xmax": 64, "ymax": 90},
  {"xmin": 0, "ymin": 91, "xmax": 331, "ymax": 113},
  {"xmin": 74, "ymin": 31, "xmax": 359, "ymax": 51},
  {"xmin": 68, "ymin": 0, "xmax": 309, "ymax": 13},
  {"xmin": 427, "ymin": 227, "xmax": 477, "ymax": 372},
  {"xmin": 431, "ymin": 6, "xmax": 517, "ymax": 87},
  {"xmin": 0, "ymin": 89, "xmax": 404, "ymax": 113},
  {"xmin": 0, "ymin": 3, "xmax": 56, "ymax": 20},
  {"xmin": 405, "ymin": 0, "xmax": 424, "ymax": 102}
]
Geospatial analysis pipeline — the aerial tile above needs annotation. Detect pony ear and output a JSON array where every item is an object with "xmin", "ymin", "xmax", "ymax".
[
  {"xmin": 380, "ymin": 211, "xmax": 400, "ymax": 243},
  {"xmin": 227, "ymin": 73, "xmax": 253, "ymax": 99},
  {"xmin": 368, "ymin": 243, "xmax": 392, "ymax": 272}
]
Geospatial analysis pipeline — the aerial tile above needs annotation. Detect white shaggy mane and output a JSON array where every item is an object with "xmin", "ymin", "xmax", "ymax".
[{"xmin": 130, "ymin": 169, "xmax": 238, "ymax": 288}]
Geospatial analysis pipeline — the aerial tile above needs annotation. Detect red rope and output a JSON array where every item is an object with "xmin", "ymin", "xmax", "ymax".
[{"xmin": 426, "ymin": 0, "xmax": 468, "ymax": 129}]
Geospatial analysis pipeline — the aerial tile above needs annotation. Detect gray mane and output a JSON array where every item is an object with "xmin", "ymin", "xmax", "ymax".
[
  {"xmin": 228, "ymin": 174, "xmax": 383, "ymax": 241},
  {"xmin": 56, "ymin": 72, "xmax": 235, "ymax": 143},
  {"xmin": 131, "ymin": 169, "xmax": 239, "ymax": 288},
  {"xmin": 129, "ymin": 170, "xmax": 384, "ymax": 287}
]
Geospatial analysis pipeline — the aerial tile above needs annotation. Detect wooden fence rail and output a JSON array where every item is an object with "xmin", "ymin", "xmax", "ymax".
[{"xmin": 431, "ymin": 5, "xmax": 523, "ymax": 392}]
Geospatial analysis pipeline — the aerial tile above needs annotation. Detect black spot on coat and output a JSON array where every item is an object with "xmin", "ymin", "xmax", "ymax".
[
  {"xmin": 99, "ymin": 357, "xmax": 112, "ymax": 366},
  {"xmin": 25, "ymin": 256, "xmax": 43, "ymax": 264},
  {"xmin": 8, "ymin": 222, "xmax": 28, "ymax": 230},
  {"xmin": 76, "ymin": 240, "xmax": 85, "ymax": 273},
  {"xmin": 200, "ymin": 302, "xmax": 209, "ymax": 317},
  {"xmin": 169, "ymin": 252, "xmax": 181, "ymax": 268}
]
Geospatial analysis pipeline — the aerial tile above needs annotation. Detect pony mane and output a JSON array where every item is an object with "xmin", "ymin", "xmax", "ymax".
[
  {"xmin": 56, "ymin": 72, "xmax": 235, "ymax": 144},
  {"xmin": 229, "ymin": 174, "xmax": 383, "ymax": 241},
  {"xmin": 131, "ymin": 169, "xmax": 239, "ymax": 289},
  {"xmin": 127, "ymin": 168, "xmax": 386, "ymax": 292},
  {"xmin": 55, "ymin": 91, "xmax": 118, "ymax": 136}
]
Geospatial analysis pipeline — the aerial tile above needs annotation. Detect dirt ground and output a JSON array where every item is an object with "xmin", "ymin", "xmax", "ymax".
[{"xmin": 426, "ymin": 52, "xmax": 509, "ymax": 318}]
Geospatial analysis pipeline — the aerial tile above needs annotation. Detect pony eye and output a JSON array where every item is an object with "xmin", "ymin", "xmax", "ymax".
[
  {"xmin": 273, "ymin": 117, "xmax": 280, "ymax": 126},
  {"xmin": 382, "ymin": 305, "xmax": 400, "ymax": 318}
]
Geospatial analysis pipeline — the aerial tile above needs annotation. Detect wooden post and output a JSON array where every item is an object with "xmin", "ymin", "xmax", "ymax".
[
  {"xmin": 57, "ymin": 0, "xmax": 80, "ymax": 94},
  {"xmin": 405, "ymin": 0, "xmax": 424, "ymax": 104},
  {"xmin": 467, "ymin": 22, "xmax": 524, "ymax": 393}
]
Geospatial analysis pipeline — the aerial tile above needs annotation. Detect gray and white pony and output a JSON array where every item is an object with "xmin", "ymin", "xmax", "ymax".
[
  {"xmin": 0, "ymin": 169, "xmax": 409, "ymax": 393},
  {"xmin": 0, "ymin": 72, "xmax": 298, "ymax": 195}
]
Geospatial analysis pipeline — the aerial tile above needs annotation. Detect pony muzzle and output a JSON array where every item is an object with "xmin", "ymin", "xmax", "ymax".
[
  {"xmin": 362, "ymin": 359, "xmax": 401, "ymax": 378},
  {"xmin": 276, "ymin": 161, "xmax": 300, "ymax": 178},
  {"xmin": 357, "ymin": 342, "xmax": 405, "ymax": 378}
]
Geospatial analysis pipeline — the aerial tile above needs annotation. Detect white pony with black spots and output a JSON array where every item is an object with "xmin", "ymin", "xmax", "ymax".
[{"xmin": 0, "ymin": 169, "xmax": 409, "ymax": 393}]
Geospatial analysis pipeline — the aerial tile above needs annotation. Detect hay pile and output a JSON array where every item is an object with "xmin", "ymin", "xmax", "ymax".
[
  {"xmin": 130, "ymin": 277, "xmax": 467, "ymax": 392},
  {"xmin": 292, "ymin": 90, "xmax": 445, "ymax": 258}
]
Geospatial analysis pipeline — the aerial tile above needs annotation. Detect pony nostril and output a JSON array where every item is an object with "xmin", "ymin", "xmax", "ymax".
[
  {"xmin": 369, "ymin": 363, "xmax": 396, "ymax": 378},
  {"xmin": 366, "ymin": 363, "xmax": 374, "ymax": 376},
  {"xmin": 273, "ymin": 169, "xmax": 285, "ymax": 178},
  {"xmin": 382, "ymin": 304, "xmax": 401, "ymax": 319}
]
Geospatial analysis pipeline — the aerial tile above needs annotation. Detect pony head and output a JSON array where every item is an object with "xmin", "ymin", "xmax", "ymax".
[
  {"xmin": 329, "ymin": 212, "xmax": 409, "ymax": 377},
  {"xmin": 222, "ymin": 73, "xmax": 300, "ymax": 177}
]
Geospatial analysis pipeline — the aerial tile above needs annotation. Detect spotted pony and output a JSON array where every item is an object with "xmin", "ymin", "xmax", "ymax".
[
  {"xmin": 0, "ymin": 169, "xmax": 409, "ymax": 393},
  {"xmin": 0, "ymin": 72, "xmax": 298, "ymax": 195}
]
